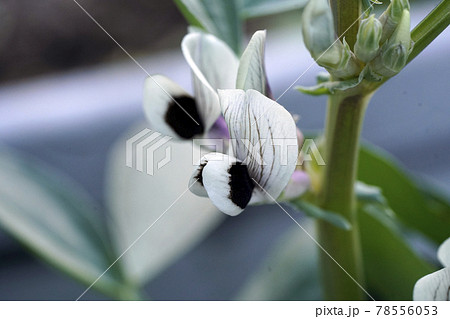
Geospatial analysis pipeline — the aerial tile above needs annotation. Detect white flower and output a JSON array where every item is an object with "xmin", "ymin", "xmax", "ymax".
[
  {"xmin": 143, "ymin": 30, "xmax": 309, "ymax": 216},
  {"xmin": 143, "ymin": 30, "xmax": 271, "ymax": 140},
  {"xmin": 413, "ymin": 237, "xmax": 450, "ymax": 300},
  {"xmin": 189, "ymin": 89, "xmax": 298, "ymax": 216}
]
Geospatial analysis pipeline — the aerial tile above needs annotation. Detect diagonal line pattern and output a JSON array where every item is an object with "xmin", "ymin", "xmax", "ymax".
[
  {"xmin": 71, "ymin": 0, "xmax": 200, "ymax": 126},
  {"xmin": 76, "ymin": 179, "xmax": 199, "ymax": 301},
  {"xmin": 251, "ymin": 178, "xmax": 376, "ymax": 301},
  {"xmin": 251, "ymin": 4, "xmax": 374, "ymax": 126}
]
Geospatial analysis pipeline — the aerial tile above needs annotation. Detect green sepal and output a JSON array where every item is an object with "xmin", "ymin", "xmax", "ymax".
[{"xmin": 288, "ymin": 199, "xmax": 352, "ymax": 230}]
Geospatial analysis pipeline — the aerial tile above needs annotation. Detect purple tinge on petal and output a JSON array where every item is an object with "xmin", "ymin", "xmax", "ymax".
[
  {"xmin": 196, "ymin": 116, "xmax": 230, "ymax": 153},
  {"xmin": 283, "ymin": 170, "xmax": 311, "ymax": 200},
  {"xmin": 207, "ymin": 116, "xmax": 230, "ymax": 140},
  {"xmin": 296, "ymin": 127, "xmax": 304, "ymax": 148}
]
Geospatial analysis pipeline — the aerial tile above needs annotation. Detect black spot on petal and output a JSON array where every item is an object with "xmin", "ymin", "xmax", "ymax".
[
  {"xmin": 165, "ymin": 96, "xmax": 204, "ymax": 139},
  {"xmin": 194, "ymin": 162, "xmax": 207, "ymax": 186},
  {"xmin": 228, "ymin": 162, "xmax": 254, "ymax": 209}
]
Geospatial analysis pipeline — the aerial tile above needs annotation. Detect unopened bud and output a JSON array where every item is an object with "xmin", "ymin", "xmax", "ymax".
[
  {"xmin": 355, "ymin": 15, "xmax": 382, "ymax": 63},
  {"xmin": 370, "ymin": 9, "xmax": 412, "ymax": 77},
  {"xmin": 327, "ymin": 39, "xmax": 362, "ymax": 79},
  {"xmin": 301, "ymin": 0, "xmax": 361, "ymax": 79},
  {"xmin": 301, "ymin": 0, "xmax": 335, "ymax": 58},
  {"xmin": 379, "ymin": 0, "xmax": 410, "ymax": 44}
]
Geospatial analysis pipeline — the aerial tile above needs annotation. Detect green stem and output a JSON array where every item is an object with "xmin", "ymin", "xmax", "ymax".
[
  {"xmin": 318, "ymin": 90, "xmax": 371, "ymax": 301},
  {"xmin": 313, "ymin": 0, "xmax": 448, "ymax": 301},
  {"xmin": 314, "ymin": 0, "xmax": 367, "ymax": 301},
  {"xmin": 330, "ymin": 0, "xmax": 361, "ymax": 49},
  {"xmin": 407, "ymin": 0, "xmax": 450, "ymax": 64}
]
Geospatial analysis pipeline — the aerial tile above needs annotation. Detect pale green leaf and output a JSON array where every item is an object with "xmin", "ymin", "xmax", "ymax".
[
  {"xmin": 174, "ymin": 0, "xmax": 242, "ymax": 53},
  {"xmin": 0, "ymin": 149, "xmax": 124, "ymax": 296},
  {"xmin": 238, "ymin": 0, "xmax": 309, "ymax": 19}
]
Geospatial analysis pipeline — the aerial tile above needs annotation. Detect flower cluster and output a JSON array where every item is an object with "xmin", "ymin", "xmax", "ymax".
[
  {"xmin": 302, "ymin": 0, "xmax": 412, "ymax": 81},
  {"xmin": 143, "ymin": 30, "xmax": 309, "ymax": 216}
]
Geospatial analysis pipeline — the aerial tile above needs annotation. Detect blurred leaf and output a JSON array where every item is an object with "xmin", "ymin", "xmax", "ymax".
[
  {"xmin": 238, "ymin": 0, "xmax": 309, "ymax": 19},
  {"xmin": 237, "ymin": 200, "xmax": 434, "ymax": 300},
  {"xmin": 0, "ymin": 148, "xmax": 125, "ymax": 297},
  {"xmin": 106, "ymin": 124, "xmax": 224, "ymax": 287},
  {"xmin": 359, "ymin": 203, "xmax": 436, "ymax": 300},
  {"xmin": 356, "ymin": 181, "xmax": 388, "ymax": 206},
  {"xmin": 289, "ymin": 199, "xmax": 352, "ymax": 230},
  {"xmin": 236, "ymin": 219, "xmax": 322, "ymax": 300},
  {"xmin": 174, "ymin": 0, "xmax": 242, "ymax": 53},
  {"xmin": 418, "ymin": 181, "xmax": 450, "ymax": 235},
  {"xmin": 358, "ymin": 144, "xmax": 450, "ymax": 244}
]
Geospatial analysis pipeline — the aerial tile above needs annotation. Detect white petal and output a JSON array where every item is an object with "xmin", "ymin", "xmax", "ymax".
[
  {"xmin": 236, "ymin": 30, "xmax": 272, "ymax": 96},
  {"xmin": 190, "ymin": 152, "xmax": 255, "ymax": 216},
  {"xmin": 143, "ymin": 75, "xmax": 204, "ymax": 139},
  {"xmin": 413, "ymin": 267, "xmax": 450, "ymax": 301},
  {"xmin": 107, "ymin": 124, "xmax": 223, "ymax": 285},
  {"xmin": 219, "ymin": 89, "xmax": 298, "ymax": 201},
  {"xmin": 189, "ymin": 154, "xmax": 209, "ymax": 197},
  {"xmin": 438, "ymin": 237, "xmax": 450, "ymax": 267},
  {"xmin": 182, "ymin": 32, "xmax": 239, "ymax": 131}
]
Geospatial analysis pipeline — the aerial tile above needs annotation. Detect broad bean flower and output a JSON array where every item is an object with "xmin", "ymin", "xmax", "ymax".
[{"xmin": 143, "ymin": 30, "xmax": 309, "ymax": 216}]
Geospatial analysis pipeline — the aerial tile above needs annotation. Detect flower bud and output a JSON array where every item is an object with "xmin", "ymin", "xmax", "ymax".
[
  {"xmin": 355, "ymin": 15, "xmax": 382, "ymax": 63},
  {"xmin": 379, "ymin": 0, "xmax": 410, "ymax": 44},
  {"xmin": 301, "ymin": 0, "xmax": 360, "ymax": 79},
  {"xmin": 370, "ymin": 9, "xmax": 412, "ymax": 77},
  {"xmin": 301, "ymin": 0, "xmax": 335, "ymax": 58}
]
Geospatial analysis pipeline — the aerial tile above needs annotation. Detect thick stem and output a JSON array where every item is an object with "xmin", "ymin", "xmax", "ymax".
[
  {"xmin": 314, "ymin": 0, "xmax": 367, "ymax": 301},
  {"xmin": 317, "ymin": 91, "xmax": 371, "ymax": 300}
]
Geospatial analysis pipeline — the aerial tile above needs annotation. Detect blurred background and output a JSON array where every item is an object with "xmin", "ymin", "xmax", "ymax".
[{"xmin": 0, "ymin": 0, "xmax": 448, "ymax": 300}]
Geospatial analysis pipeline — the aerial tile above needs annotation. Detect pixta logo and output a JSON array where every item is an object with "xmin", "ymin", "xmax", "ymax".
[{"xmin": 126, "ymin": 129, "xmax": 172, "ymax": 175}]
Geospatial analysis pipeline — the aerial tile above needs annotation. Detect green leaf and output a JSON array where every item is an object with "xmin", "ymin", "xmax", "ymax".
[
  {"xmin": 0, "ymin": 148, "xmax": 125, "ymax": 297},
  {"xmin": 358, "ymin": 144, "xmax": 450, "ymax": 244},
  {"xmin": 236, "ymin": 220, "xmax": 322, "ymax": 300},
  {"xmin": 106, "ymin": 124, "xmax": 223, "ymax": 287},
  {"xmin": 238, "ymin": 0, "xmax": 309, "ymax": 19},
  {"xmin": 359, "ymin": 203, "xmax": 436, "ymax": 300},
  {"xmin": 296, "ymin": 77, "xmax": 360, "ymax": 96},
  {"xmin": 289, "ymin": 199, "xmax": 352, "ymax": 230},
  {"xmin": 356, "ymin": 181, "xmax": 388, "ymax": 206},
  {"xmin": 174, "ymin": 0, "xmax": 242, "ymax": 53}
]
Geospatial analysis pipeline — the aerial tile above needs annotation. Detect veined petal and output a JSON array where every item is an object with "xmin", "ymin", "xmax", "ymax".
[
  {"xmin": 438, "ymin": 237, "xmax": 450, "ymax": 267},
  {"xmin": 182, "ymin": 32, "xmax": 239, "ymax": 132},
  {"xmin": 219, "ymin": 89, "xmax": 298, "ymax": 201},
  {"xmin": 413, "ymin": 267, "xmax": 450, "ymax": 301},
  {"xmin": 236, "ymin": 30, "xmax": 272, "ymax": 97},
  {"xmin": 190, "ymin": 152, "xmax": 255, "ymax": 216},
  {"xmin": 143, "ymin": 75, "xmax": 204, "ymax": 139}
]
